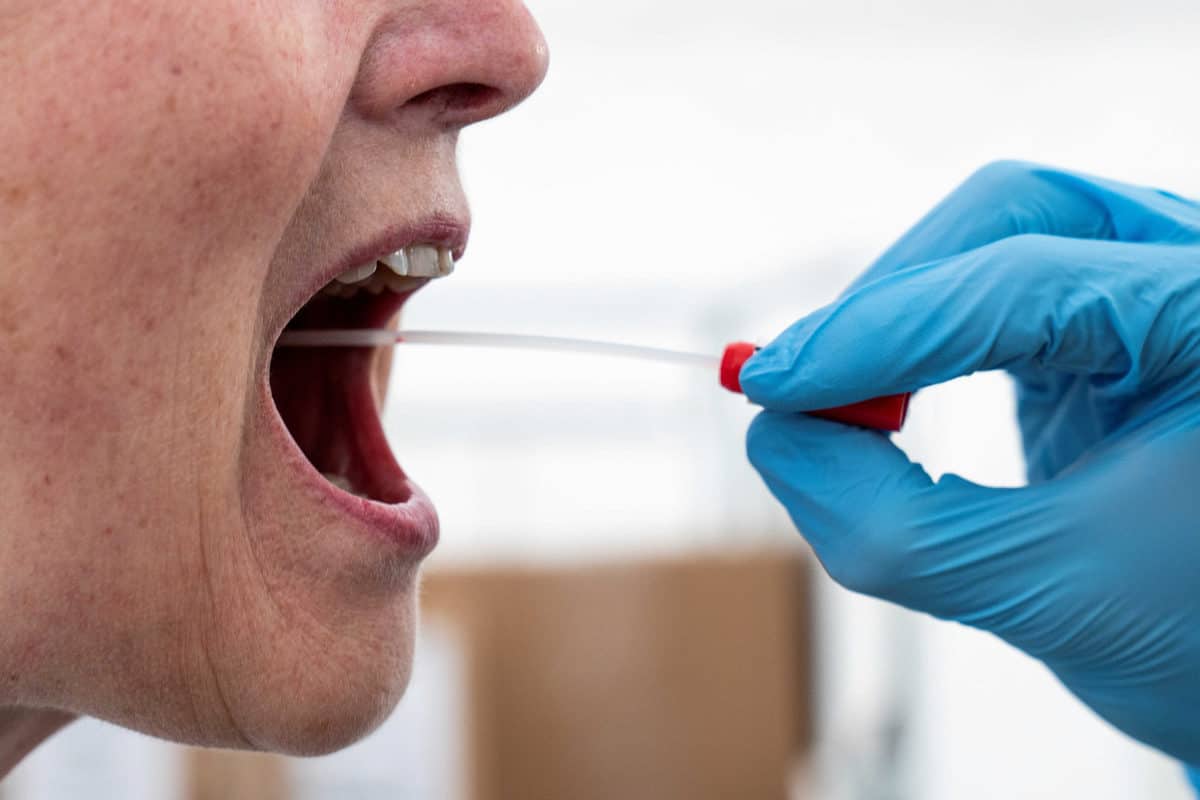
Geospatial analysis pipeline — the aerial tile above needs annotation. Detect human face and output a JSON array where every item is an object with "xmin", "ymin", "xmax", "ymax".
[{"xmin": 0, "ymin": 0, "xmax": 546, "ymax": 754}]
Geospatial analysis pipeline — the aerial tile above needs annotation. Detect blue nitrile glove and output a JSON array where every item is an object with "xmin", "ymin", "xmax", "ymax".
[{"xmin": 741, "ymin": 162, "xmax": 1200, "ymax": 764}]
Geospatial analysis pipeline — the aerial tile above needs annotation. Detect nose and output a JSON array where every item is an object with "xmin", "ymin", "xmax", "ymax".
[{"xmin": 352, "ymin": 0, "xmax": 550, "ymax": 130}]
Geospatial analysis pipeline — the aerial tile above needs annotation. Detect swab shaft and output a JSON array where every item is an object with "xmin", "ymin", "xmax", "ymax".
[{"xmin": 275, "ymin": 329, "xmax": 721, "ymax": 369}]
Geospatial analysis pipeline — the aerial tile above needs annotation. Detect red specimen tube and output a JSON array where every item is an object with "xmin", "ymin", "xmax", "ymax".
[{"xmin": 719, "ymin": 341, "xmax": 910, "ymax": 432}]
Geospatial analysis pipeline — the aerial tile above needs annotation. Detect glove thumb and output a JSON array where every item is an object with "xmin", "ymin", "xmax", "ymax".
[{"xmin": 747, "ymin": 410, "xmax": 1056, "ymax": 624}]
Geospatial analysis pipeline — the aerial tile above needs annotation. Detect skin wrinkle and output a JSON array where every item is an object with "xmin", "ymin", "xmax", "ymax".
[
  {"xmin": 0, "ymin": 0, "xmax": 548, "ymax": 770},
  {"xmin": 195, "ymin": 494, "xmax": 256, "ymax": 750},
  {"xmin": 174, "ymin": 256, "xmax": 246, "ymax": 747}
]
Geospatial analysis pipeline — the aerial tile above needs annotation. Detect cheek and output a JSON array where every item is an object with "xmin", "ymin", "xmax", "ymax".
[
  {"xmin": 141, "ymin": 8, "xmax": 342, "ymax": 233},
  {"xmin": 5, "ymin": 1, "xmax": 359, "ymax": 442},
  {"xmin": 0, "ymin": 0, "xmax": 361, "ymax": 617},
  {"xmin": 11, "ymin": 1, "xmax": 356, "ymax": 296}
]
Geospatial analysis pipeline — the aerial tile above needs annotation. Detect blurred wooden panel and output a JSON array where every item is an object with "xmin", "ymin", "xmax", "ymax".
[
  {"xmin": 423, "ymin": 549, "xmax": 812, "ymax": 800},
  {"xmin": 184, "ymin": 749, "xmax": 290, "ymax": 800}
]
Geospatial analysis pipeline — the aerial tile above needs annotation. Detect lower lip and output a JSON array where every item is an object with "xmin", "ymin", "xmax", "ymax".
[{"xmin": 257, "ymin": 373, "xmax": 440, "ymax": 559}]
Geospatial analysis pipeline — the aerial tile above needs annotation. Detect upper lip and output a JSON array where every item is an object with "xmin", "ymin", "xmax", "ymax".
[{"xmin": 271, "ymin": 211, "xmax": 470, "ymax": 342}]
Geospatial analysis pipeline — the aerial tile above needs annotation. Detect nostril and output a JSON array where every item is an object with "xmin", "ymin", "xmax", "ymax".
[{"xmin": 405, "ymin": 82, "xmax": 503, "ymax": 120}]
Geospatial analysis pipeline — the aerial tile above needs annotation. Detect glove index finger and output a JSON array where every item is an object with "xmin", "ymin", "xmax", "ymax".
[
  {"xmin": 741, "ymin": 255, "xmax": 978, "ymax": 411},
  {"xmin": 848, "ymin": 160, "xmax": 1117, "ymax": 293},
  {"xmin": 741, "ymin": 235, "xmax": 1168, "ymax": 413}
]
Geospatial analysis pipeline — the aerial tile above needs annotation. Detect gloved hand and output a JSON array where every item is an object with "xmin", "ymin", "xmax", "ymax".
[{"xmin": 741, "ymin": 161, "xmax": 1200, "ymax": 766}]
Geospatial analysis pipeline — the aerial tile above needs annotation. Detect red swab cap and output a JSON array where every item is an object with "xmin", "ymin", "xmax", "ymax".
[
  {"xmin": 719, "ymin": 341, "xmax": 758, "ymax": 394},
  {"xmin": 720, "ymin": 341, "xmax": 910, "ymax": 432}
]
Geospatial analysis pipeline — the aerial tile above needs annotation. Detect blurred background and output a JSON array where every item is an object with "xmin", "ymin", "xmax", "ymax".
[{"xmin": 7, "ymin": 0, "xmax": 1200, "ymax": 797}]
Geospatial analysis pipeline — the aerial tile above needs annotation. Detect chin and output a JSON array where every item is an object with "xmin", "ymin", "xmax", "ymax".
[
  {"xmin": 245, "ymin": 643, "xmax": 415, "ymax": 757},
  {"xmin": 208, "ymin": 574, "xmax": 421, "ymax": 757}
]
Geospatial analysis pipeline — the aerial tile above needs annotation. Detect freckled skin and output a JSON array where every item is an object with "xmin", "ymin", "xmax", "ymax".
[{"xmin": 0, "ymin": 0, "xmax": 547, "ymax": 767}]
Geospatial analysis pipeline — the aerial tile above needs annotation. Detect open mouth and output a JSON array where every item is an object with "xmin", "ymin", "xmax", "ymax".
[{"xmin": 268, "ymin": 246, "xmax": 453, "ymax": 505}]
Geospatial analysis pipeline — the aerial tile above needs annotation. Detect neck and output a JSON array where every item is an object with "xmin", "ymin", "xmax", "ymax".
[{"xmin": 0, "ymin": 707, "xmax": 75, "ymax": 777}]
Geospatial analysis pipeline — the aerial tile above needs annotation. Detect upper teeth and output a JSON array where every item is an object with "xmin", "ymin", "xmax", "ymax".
[{"xmin": 323, "ymin": 245, "xmax": 455, "ymax": 298}]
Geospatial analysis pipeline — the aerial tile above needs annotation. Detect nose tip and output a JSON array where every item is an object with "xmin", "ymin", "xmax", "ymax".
[
  {"xmin": 354, "ymin": 1, "xmax": 550, "ymax": 130},
  {"xmin": 487, "ymin": 2, "xmax": 550, "ymax": 111}
]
